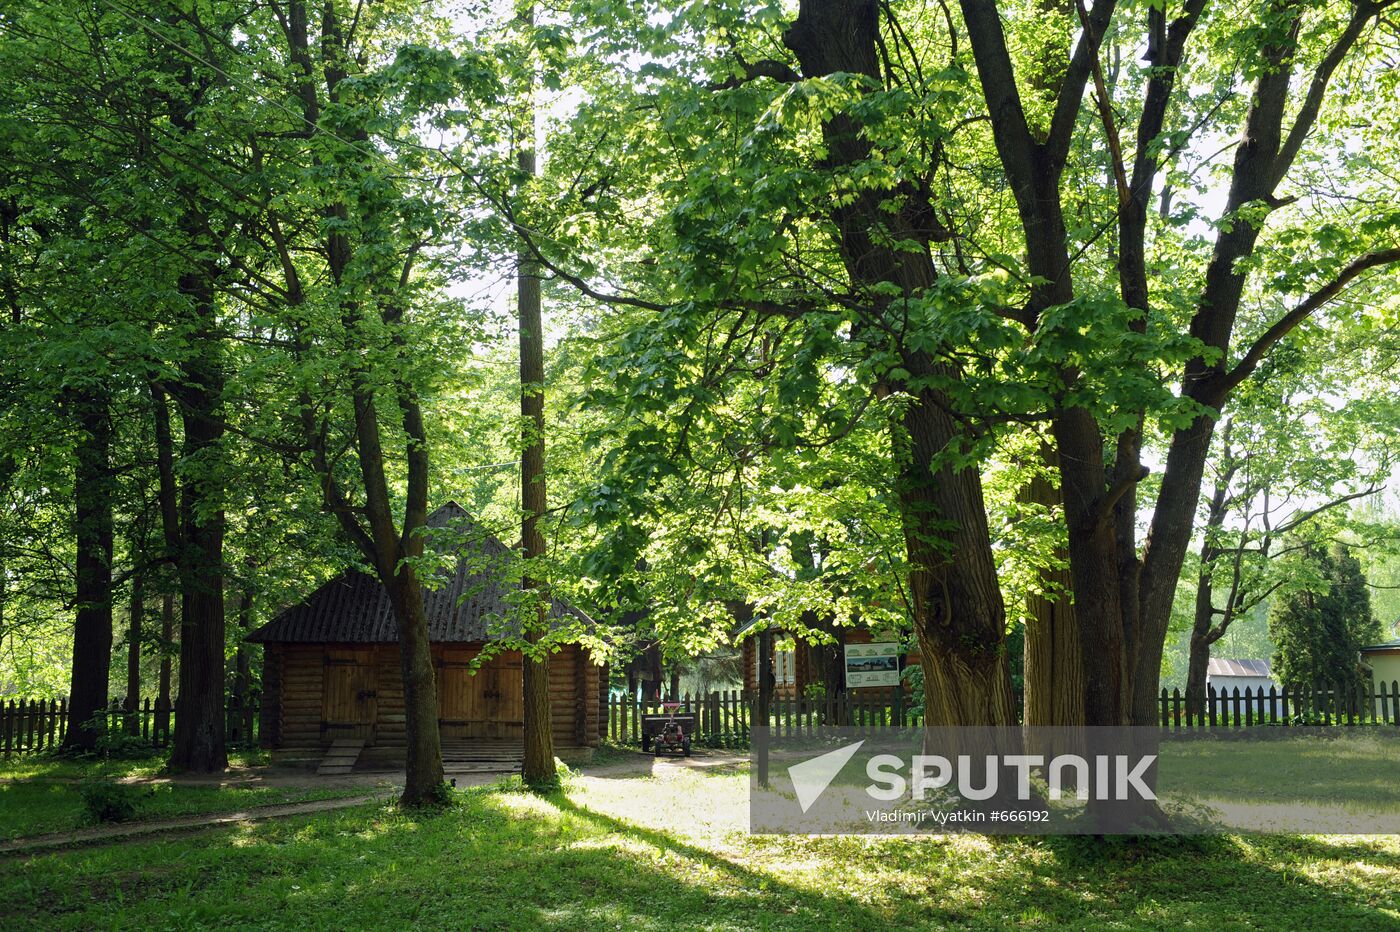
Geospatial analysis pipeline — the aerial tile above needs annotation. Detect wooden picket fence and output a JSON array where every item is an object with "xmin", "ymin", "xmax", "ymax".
[
  {"xmin": 1157, "ymin": 679, "xmax": 1400, "ymax": 730},
  {"xmin": 605, "ymin": 689, "xmax": 923, "ymax": 747},
  {"xmin": 605, "ymin": 679, "xmax": 1400, "ymax": 746},
  {"xmin": 0, "ymin": 696, "xmax": 259, "ymax": 756}
]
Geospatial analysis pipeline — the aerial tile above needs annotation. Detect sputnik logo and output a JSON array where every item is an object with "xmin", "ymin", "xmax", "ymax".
[{"xmin": 788, "ymin": 740, "xmax": 865, "ymax": 813}]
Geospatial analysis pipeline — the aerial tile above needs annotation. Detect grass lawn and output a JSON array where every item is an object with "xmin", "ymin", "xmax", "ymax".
[
  {"xmin": 1, "ymin": 757, "xmax": 1397, "ymax": 930},
  {"xmin": 0, "ymin": 752, "xmax": 373, "ymax": 840}
]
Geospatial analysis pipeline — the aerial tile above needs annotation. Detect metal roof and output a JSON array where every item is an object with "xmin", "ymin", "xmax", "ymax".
[
  {"xmin": 1206, "ymin": 658, "xmax": 1273, "ymax": 678},
  {"xmin": 1361, "ymin": 640, "xmax": 1400, "ymax": 652},
  {"xmin": 247, "ymin": 503, "xmax": 591, "ymax": 644}
]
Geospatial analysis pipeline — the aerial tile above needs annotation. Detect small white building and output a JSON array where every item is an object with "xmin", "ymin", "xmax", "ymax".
[
  {"xmin": 1361, "ymin": 639, "xmax": 1400, "ymax": 686},
  {"xmin": 1206, "ymin": 658, "xmax": 1278, "ymax": 706},
  {"xmin": 1361, "ymin": 639, "xmax": 1400, "ymax": 719}
]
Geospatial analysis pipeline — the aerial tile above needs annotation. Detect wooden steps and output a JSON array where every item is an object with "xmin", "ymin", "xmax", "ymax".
[
  {"xmin": 316, "ymin": 737, "xmax": 366, "ymax": 776},
  {"xmin": 314, "ymin": 737, "xmax": 522, "ymax": 776},
  {"xmin": 441, "ymin": 738, "xmax": 523, "ymax": 774}
]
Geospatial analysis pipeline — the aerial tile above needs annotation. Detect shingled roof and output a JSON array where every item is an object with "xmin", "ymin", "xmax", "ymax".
[
  {"xmin": 247, "ymin": 502, "xmax": 591, "ymax": 644},
  {"xmin": 1206, "ymin": 658, "xmax": 1272, "ymax": 678}
]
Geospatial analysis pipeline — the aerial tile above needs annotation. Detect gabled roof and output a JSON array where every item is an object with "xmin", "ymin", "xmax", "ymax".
[
  {"xmin": 1207, "ymin": 658, "xmax": 1273, "ymax": 678},
  {"xmin": 247, "ymin": 502, "xmax": 591, "ymax": 644}
]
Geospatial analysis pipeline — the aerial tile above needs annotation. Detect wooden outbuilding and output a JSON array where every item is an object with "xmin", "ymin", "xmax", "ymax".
[
  {"xmin": 737, "ymin": 618, "xmax": 916, "ymax": 700},
  {"xmin": 247, "ymin": 503, "xmax": 605, "ymax": 766}
]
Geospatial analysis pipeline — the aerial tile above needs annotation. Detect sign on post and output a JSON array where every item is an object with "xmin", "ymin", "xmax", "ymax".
[{"xmin": 843, "ymin": 642, "xmax": 900, "ymax": 688}]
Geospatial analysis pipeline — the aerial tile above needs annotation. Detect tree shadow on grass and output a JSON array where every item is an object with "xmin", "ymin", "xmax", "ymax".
[
  {"xmin": 5, "ymin": 786, "xmax": 1397, "ymax": 930},
  {"xmin": 550, "ymin": 793, "xmax": 1400, "ymax": 928},
  {"xmin": 948, "ymin": 832, "xmax": 1400, "ymax": 928},
  {"xmin": 1, "ymin": 789, "xmax": 896, "ymax": 931}
]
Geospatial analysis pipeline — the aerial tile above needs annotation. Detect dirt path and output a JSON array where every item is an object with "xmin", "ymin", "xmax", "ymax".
[
  {"xmin": 583, "ymin": 748, "xmax": 748, "ymax": 779},
  {"xmin": 0, "ymin": 794, "xmax": 385, "ymax": 858}
]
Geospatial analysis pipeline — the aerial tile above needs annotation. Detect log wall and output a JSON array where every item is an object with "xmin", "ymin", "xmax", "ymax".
[{"xmin": 268, "ymin": 641, "xmax": 602, "ymax": 751}]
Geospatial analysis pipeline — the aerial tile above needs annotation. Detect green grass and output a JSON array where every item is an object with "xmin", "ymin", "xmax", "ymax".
[
  {"xmin": 0, "ymin": 752, "xmax": 372, "ymax": 840},
  {"xmin": 0, "ymin": 750, "xmax": 270, "ymax": 783},
  {"xmin": 1, "ymin": 761, "xmax": 1397, "ymax": 930}
]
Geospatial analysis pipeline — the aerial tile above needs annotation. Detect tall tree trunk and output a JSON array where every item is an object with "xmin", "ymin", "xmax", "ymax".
[
  {"xmin": 157, "ymin": 273, "xmax": 228, "ymax": 772},
  {"xmin": 277, "ymin": 0, "xmax": 445, "ymax": 804},
  {"xmin": 517, "ymin": 0, "xmax": 555, "ymax": 788},
  {"xmin": 387, "ymin": 568, "xmax": 443, "ymax": 800},
  {"xmin": 518, "ymin": 131, "xmax": 556, "ymax": 789},
  {"xmin": 783, "ymin": 0, "xmax": 1015, "ymax": 725},
  {"xmin": 1129, "ymin": 0, "xmax": 1362, "ymax": 722},
  {"xmin": 755, "ymin": 628, "xmax": 773, "ymax": 786},
  {"xmin": 1183, "ymin": 454, "xmax": 1233, "ymax": 716},
  {"xmin": 157, "ymin": 592, "xmax": 174, "ymax": 734},
  {"xmin": 157, "ymin": 28, "xmax": 229, "ymax": 771},
  {"xmin": 124, "ymin": 572, "xmax": 143, "ymax": 735},
  {"xmin": 166, "ymin": 278, "xmax": 228, "ymax": 772},
  {"xmin": 230, "ymin": 586, "xmax": 253, "ymax": 744},
  {"xmin": 63, "ymin": 391, "xmax": 114, "ymax": 750}
]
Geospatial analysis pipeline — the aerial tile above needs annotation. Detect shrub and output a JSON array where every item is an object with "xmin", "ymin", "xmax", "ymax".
[{"xmin": 80, "ymin": 780, "xmax": 138, "ymax": 824}]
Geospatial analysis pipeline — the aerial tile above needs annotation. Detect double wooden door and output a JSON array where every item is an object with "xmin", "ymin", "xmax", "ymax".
[
  {"xmin": 323, "ymin": 649, "xmax": 377, "ymax": 740},
  {"xmin": 437, "ymin": 648, "xmax": 524, "ymax": 739}
]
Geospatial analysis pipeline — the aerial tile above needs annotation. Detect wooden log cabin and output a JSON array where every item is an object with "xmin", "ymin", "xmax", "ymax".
[{"xmin": 247, "ymin": 503, "xmax": 605, "ymax": 766}]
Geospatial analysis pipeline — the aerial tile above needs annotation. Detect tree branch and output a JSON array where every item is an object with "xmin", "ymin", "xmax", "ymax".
[
  {"xmin": 709, "ymin": 55, "xmax": 802, "ymax": 90},
  {"xmin": 1046, "ymin": 0, "xmax": 1120, "ymax": 166},
  {"xmin": 1208, "ymin": 246, "xmax": 1400, "ymax": 400},
  {"xmin": 1271, "ymin": 0, "xmax": 1389, "ymax": 187}
]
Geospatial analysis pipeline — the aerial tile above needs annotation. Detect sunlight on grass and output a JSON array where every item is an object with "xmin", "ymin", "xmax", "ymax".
[{"xmin": 1, "ymin": 762, "xmax": 1397, "ymax": 929}]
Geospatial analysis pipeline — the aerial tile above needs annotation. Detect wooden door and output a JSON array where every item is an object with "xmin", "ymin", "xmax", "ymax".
[
  {"xmin": 322, "ymin": 649, "xmax": 377, "ymax": 742},
  {"xmin": 488, "ymin": 652, "xmax": 524, "ymax": 739},
  {"xmin": 437, "ymin": 649, "xmax": 523, "ymax": 739},
  {"xmin": 437, "ymin": 648, "xmax": 485, "ymax": 735}
]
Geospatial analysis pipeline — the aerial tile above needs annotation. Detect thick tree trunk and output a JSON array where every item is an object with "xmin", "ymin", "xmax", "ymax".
[
  {"xmin": 1055, "ymin": 410, "xmax": 1131, "ymax": 726},
  {"xmin": 803, "ymin": 612, "xmax": 848, "ymax": 722},
  {"xmin": 900, "ymin": 398, "xmax": 1017, "ymax": 726},
  {"xmin": 346, "ymin": 381, "xmax": 445, "ymax": 805},
  {"xmin": 63, "ymin": 392, "xmax": 114, "ymax": 750},
  {"xmin": 1131, "ymin": 6, "xmax": 1334, "ymax": 722},
  {"xmin": 124, "ymin": 573, "xmax": 143, "ymax": 736},
  {"xmin": 387, "ymin": 568, "xmax": 445, "ymax": 803},
  {"xmin": 168, "ymin": 273, "xmax": 228, "ymax": 773},
  {"xmin": 1020, "ymin": 461, "xmax": 1084, "ymax": 728},
  {"xmin": 784, "ymin": 0, "xmax": 1014, "ymax": 725},
  {"xmin": 1185, "ymin": 631, "xmax": 1211, "ymax": 717},
  {"xmin": 1133, "ymin": 416, "xmax": 1216, "ymax": 723}
]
